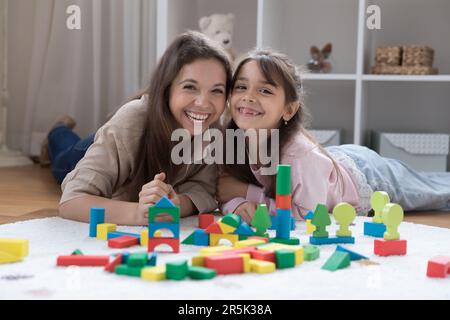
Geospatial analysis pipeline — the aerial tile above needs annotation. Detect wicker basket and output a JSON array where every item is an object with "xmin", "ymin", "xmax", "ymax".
[
  {"xmin": 402, "ymin": 46, "xmax": 434, "ymax": 67},
  {"xmin": 372, "ymin": 65, "xmax": 438, "ymax": 75},
  {"xmin": 375, "ymin": 46, "xmax": 402, "ymax": 65}
]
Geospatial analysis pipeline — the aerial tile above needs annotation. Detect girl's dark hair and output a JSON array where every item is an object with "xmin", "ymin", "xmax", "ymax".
[
  {"xmin": 127, "ymin": 31, "xmax": 232, "ymax": 200},
  {"xmin": 224, "ymin": 49, "xmax": 343, "ymax": 199}
]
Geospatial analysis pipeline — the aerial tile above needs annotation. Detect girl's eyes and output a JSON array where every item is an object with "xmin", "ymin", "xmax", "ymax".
[
  {"xmin": 183, "ymin": 84, "xmax": 196, "ymax": 90},
  {"xmin": 259, "ymin": 88, "xmax": 273, "ymax": 95},
  {"xmin": 212, "ymin": 88, "xmax": 224, "ymax": 94},
  {"xmin": 234, "ymin": 85, "xmax": 273, "ymax": 95},
  {"xmin": 234, "ymin": 84, "xmax": 247, "ymax": 91}
]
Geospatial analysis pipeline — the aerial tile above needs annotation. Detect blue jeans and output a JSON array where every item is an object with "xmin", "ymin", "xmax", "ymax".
[
  {"xmin": 326, "ymin": 144, "xmax": 450, "ymax": 212},
  {"xmin": 48, "ymin": 126, "xmax": 95, "ymax": 184}
]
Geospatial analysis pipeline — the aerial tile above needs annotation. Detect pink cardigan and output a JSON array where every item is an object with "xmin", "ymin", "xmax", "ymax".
[{"xmin": 222, "ymin": 132, "xmax": 360, "ymax": 220}]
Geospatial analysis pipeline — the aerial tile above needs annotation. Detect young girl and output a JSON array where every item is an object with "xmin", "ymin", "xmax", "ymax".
[
  {"xmin": 217, "ymin": 49, "xmax": 450, "ymax": 223},
  {"xmin": 58, "ymin": 31, "xmax": 232, "ymax": 226}
]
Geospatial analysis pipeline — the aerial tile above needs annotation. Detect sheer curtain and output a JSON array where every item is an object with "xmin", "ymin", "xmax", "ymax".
[{"xmin": 6, "ymin": 0, "xmax": 157, "ymax": 156}]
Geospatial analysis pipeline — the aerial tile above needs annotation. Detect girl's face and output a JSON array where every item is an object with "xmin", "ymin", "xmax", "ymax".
[
  {"xmin": 170, "ymin": 58, "xmax": 227, "ymax": 135},
  {"xmin": 231, "ymin": 60, "xmax": 294, "ymax": 131}
]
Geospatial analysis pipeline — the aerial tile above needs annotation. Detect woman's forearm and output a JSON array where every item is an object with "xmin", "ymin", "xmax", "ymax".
[{"xmin": 58, "ymin": 195, "xmax": 141, "ymax": 226}]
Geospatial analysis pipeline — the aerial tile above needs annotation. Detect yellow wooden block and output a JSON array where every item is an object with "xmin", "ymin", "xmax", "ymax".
[
  {"xmin": 209, "ymin": 233, "xmax": 239, "ymax": 246},
  {"xmin": 258, "ymin": 243, "xmax": 304, "ymax": 265},
  {"xmin": 199, "ymin": 246, "xmax": 233, "ymax": 256},
  {"xmin": 218, "ymin": 221, "xmax": 236, "ymax": 234},
  {"xmin": 306, "ymin": 220, "xmax": 316, "ymax": 234},
  {"xmin": 140, "ymin": 230, "xmax": 148, "ymax": 247},
  {"xmin": 234, "ymin": 239, "xmax": 266, "ymax": 248},
  {"xmin": 191, "ymin": 255, "xmax": 205, "ymax": 266},
  {"xmin": 154, "ymin": 230, "xmax": 162, "ymax": 237},
  {"xmin": 240, "ymin": 254, "xmax": 251, "ymax": 273},
  {"xmin": 250, "ymin": 259, "xmax": 276, "ymax": 274},
  {"xmin": 0, "ymin": 251, "xmax": 22, "ymax": 264},
  {"xmin": 141, "ymin": 266, "xmax": 166, "ymax": 281},
  {"xmin": 0, "ymin": 239, "xmax": 29, "ymax": 258},
  {"xmin": 96, "ymin": 223, "xmax": 116, "ymax": 241}
]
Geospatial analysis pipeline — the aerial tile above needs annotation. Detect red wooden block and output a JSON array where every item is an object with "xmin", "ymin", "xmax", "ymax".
[
  {"xmin": 104, "ymin": 254, "xmax": 122, "ymax": 273},
  {"xmin": 108, "ymin": 235, "xmax": 139, "ymax": 249},
  {"xmin": 57, "ymin": 255, "xmax": 109, "ymax": 267},
  {"xmin": 427, "ymin": 256, "xmax": 450, "ymax": 278},
  {"xmin": 250, "ymin": 249, "xmax": 276, "ymax": 263},
  {"xmin": 148, "ymin": 237, "xmax": 179, "ymax": 253},
  {"xmin": 374, "ymin": 239, "xmax": 407, "ymax": 256},
  {"xmin": 204, "ymin": 222, "xmax": 223, "ymax": 234},
  {"xmin": 247, "ymin": 236, "xmax": 269, "ymax": 243},
  {"xmin": 199, "ymin": 213, "xmax": 215, "ymax": 229},
  {"xmin": 204, "ymin": 254, "xmax": 244, "ymax": 275},
  {"xmin": 276, "ymin": 194, "xmax": 292, "ymax": 209}
]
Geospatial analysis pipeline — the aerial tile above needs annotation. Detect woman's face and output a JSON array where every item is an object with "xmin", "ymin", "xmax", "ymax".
[
  {"xmin": 230, "ymin": 60, "xmax": 290, "ymax": 131},
  {"xmin": 170, "ymin": 58, "xmax": 227, "ymax": 135}
]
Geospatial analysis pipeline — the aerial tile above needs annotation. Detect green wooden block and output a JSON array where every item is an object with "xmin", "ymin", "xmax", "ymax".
[
  {"xmin": 312, "ymin": 204, "xmax": 331, "ymax": 238},
  {"xmin": 303, "ymin": 245, "xmax": 320, "ymax": 261},
  {"xmin": 181, "ymin": 231, "xmax": 196, "ymax": 245},
  {"xmin": 115, "ymin": 264, "xmax": 142, "ymax": 277},
  {"xmin": 221, "ymin": 213, "xmax": 241, "ymax": 228},
  {"xmin": 322, "ymin": 251, "xmax": 350, "ymax": 272},
  {"xmin": 166, "ymin": 260, "xmax": 189, "ymax": 281},
  {"xmin": 252, "ymin": 204, "xmax": 271, "ymax": 236},
  {"xmin": 148, "ymin": 206, "xmax": 180, "ymax": 224},
  {"xmin": 188, "ymin": 266, "xmax": 217, "ymax": 280},
  {"xmin": 71, "ymin": 249, "xmax": 83, "ymax": 255},
  {"xmin": 238, "ymin": 235, "xmax": 249, "ymax": 241},
  {"xmin": 276, "ymin": 164, "xmax": 291, "ymax": 195},
  {"xmin": 269, "ymin": 237, "xmax": 300, "ymax": 245},
  {"xmin": 127, "ymin": 252, "xmax": 148, "ymax": 268},
  {"xmin": 275, "ymin": 249, "xmax": 296, "ymax": 269}
]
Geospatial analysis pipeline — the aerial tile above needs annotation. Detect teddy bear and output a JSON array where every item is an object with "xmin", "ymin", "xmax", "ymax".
[{"xmin": 199, "ymin": 13, "xmax": 236, "ymax": 61}]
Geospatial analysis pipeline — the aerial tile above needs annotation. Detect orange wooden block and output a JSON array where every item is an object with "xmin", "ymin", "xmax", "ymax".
[
  {"xmin": 374, "ymin": 239, "xmax": 407, "ymax": 256},
  {"xmin": 104, "ymin": 254, "xmax": 122, "ymax": 273},
  {"xmin": 250, "ymin": 249, "xmax": 276, "ymax": 263},
  {"xmin": 204, "ymin": 222, "xmax": 223, "ymax": 234},
  {"xmin": 204, "ymin": 254, "xmax": 244, "ymax": 275},
  {"xmin": 148, "ymin": 237, "xmax": 179, "ymax": 253},
  {"xmin": 276, "ymin": 194, "xmax": 292, "ymax": 209},
  {"xmin": 427, "ymin": 256, "xmax": 450, "ymax": 278},
  {"xmin": 57, "ymin": 255, "xmax": 109, "ymax": 267},
  {"xmin": 108, "ymin": 235, "xmax": 139, "ymax": 249},
  {"xmin": 199, "ymin": 214, "xmax": 215, "ymax": 229}
]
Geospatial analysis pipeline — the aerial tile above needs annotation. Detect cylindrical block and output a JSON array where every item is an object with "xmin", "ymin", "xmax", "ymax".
[
  {"xmin": 276, "ymin": 164, "xmax": 291, "ymax": 195},
  {"xmin": 276, "ymin": 194, "xmax": 292, "ymax": 209}
]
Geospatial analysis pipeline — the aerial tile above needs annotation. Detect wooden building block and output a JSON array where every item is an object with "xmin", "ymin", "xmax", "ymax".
[
  {"xmin": 374, "ymin": 239, "xmax": 407, "ymax": 256},
  {"xmin": 0, "ymin": 239, "xmax": 29, "ymax": 258},
  {"xmin": 249, "ymin": 259, "xmax": 276, "ymax": 274},
  {"xmin": 426, "ymin": 256, "xmax": 450, "ymax": 278},
  {"xmin": 104, "ymin": 254, "xmax": 122, "ymax": 273},
  {"xmin": 209, "ymin": 233, "xmax": 239, "ymax": 246},
  {"xmin": 322, "ymin": 251, "xmax": 351, "ymax": 271},
  {"xmin": 141, "ymin": 266, "xmax": 166, "ymax": 281},
  {"xmin": 89, "ymin": 207, "xmax": 105, "ymax": 237},
  {"xmin": 96, "ymin": 223, "xmax": 117, "ymax": 241},
  {"xmin": 234, "ymin": 239, "xmax": 266, "ymax": 248},
  {"xmin": 148, "ymin": 237, "xmax": 180, "ymax": 253},
  {"xmin": 108, "ymin": 235, "xmax": 139, "ymax": 249},
  {"xmin": 166, "ymin": 260, "xmax": 189, "ymax": 280},
  {"xmin": 204, "ymin": 254, "xmax": 244, "ymax": 275},
  {"xmin": 57, "ymin": 255, "xmax": 109, "ymax": 267},
  {"xmin": 188, "ymin": 266, "xmax": 217, "ymax": 280},
  {"xmin": 199, "ymin": 214, "xmax": 215, "ymax": 229}
]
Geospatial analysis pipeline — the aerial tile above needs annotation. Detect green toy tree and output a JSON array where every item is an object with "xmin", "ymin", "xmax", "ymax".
[
  {"xmin": 251, "ymin": 204, "xmax": 272, "ymax": 237},
  {"xmin": 311, "ymin": 204, "xmax": 331, "ymax": 238}
]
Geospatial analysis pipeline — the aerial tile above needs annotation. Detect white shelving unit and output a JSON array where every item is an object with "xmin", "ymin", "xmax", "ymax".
[{"xmin": 155, "ymin": 0, "xmax": 450, "ymax": 166}]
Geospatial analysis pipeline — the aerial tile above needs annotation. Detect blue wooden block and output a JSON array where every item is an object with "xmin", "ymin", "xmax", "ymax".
[
  {"xmin": 193, "ymin": 229, "xmax": 209, "ymax": 246},
  {"xmin": 148, "ymin": 222, "xmax": 180, "ymax": 238},
  {"xmin": 310, "ymin": 236, "xmax": 355, "ymax": 245},
  {"xmin": 154, "ymin": 196, "xmax": 176, "ymax": 208},
  {"xmin": 364, "ymin": 221, "xmax": 386, "ymax": 238},
  {"xmin": 336, "ymin": 245, "xmax": 368, "ymax": 261},
  {"xmin": 107, "ymin": 231, "xmax": 141, "ymax": 240},
  {"xmin": 276, "ymin": 209, "xmax": 291, "ymax": 239},
  {"xmin": 147, "ymin": 252, "xmax": 157, "ymax": 266},
  {"xmin": 89, "ymin": 208, "xmax": 105, "ymax": 237},
  {"xmin": 233, "ymin": 221, "xmax": 255, "ymax": 236},
  {"xmin": 290, "ymin": 216, "xmax": 296, "ymax": 230},
  {"xmin": 121, "ymin": 252, "xmax": 130, "ymax": 264},
  {"xmin": 304, "ymin": 210, "xmax": 314, "ymax": 220},
  {"xmin": 270, "ymin": 214, "xmax": 295, "ymax": 231}
]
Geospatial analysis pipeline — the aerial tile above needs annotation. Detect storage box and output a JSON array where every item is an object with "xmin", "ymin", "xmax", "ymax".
[
  {"xmin": 309, "ymin": 130, "xmax": 341, "ymax": 147},
  {"xmin": 372, "ymin": 132, "xmax": 449, "ymax": 172}
]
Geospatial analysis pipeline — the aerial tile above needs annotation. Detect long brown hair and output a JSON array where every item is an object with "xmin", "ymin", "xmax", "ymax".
[
  {"xmin": 127, "ymin": 31, "xmax": 232, "ymax": 200},
  {"xmin": 224, "ymin": 49, "xmax": 343, "ymax": 198}
]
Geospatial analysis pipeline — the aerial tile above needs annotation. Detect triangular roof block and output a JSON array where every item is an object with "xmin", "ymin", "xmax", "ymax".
[{"xmin": 154, "ymin": 196, "xmax": 176, "ymax": 208}]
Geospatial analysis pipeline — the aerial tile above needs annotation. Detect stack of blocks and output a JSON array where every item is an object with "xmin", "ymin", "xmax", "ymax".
[
  {"xmin": 309, "ymin": 202, "xmax": 356, "ymax": 245},
  {"xmin": 364, "ymin": 191, "xmax": 388, "ymax": 237},
  {"xmin": 270, "ymin": 164, "xmax": 300, "ymax": 245},
  {"xmin": 373, "ymin": 203, "xmax": 407, "ymax": 256},
  {"xmin": 148, "ymin": 197, "xmax": 180, "ymax": 253}
]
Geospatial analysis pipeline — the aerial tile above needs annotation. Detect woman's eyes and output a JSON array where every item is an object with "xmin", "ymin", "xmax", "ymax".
[
  {"xmin": 183, "ymin": 84, "xmax": 196, "ymax": 90},
  {"xmin": 212, "ymin": 88, "xmax": 224, "ymax": 94}
]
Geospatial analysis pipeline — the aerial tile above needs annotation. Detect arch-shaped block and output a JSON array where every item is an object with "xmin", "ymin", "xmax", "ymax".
[
  {"xmin": 148, "ymin": 237, "xmax": 179, "ymax": 253},
  {"xmin": 209, "ymin": 233, "xmax": 239, "ymax": 247},
  {"xmin": 148, "ymin": 206, "xmax": 180, "ymax": 224},
  {"xmin": 148, "ymin": 222, "xmax": 179, "ymax": 238}
]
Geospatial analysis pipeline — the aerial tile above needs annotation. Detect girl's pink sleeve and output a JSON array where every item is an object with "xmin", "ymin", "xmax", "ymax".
[{"xmin": 221, "ymin": 197, "xmax": 248, "ymax": 214}]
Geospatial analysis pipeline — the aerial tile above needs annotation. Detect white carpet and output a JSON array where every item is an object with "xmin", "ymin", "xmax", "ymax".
[{"xmin": 0, "ymin": 216, "xmax": 449, "ymax": 300}]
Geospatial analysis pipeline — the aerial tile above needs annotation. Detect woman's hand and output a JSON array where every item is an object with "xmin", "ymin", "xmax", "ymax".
[
  {"xmin": 216, "ymin": 174, "xmax": 249, "ymax": 203},
  {"xmin": 136, "ymin": 172, "xmax": 176, "ymax": 224},
  {"xmin": 234, "ymin": 201, "xmax": 257, "ymax": 224}
]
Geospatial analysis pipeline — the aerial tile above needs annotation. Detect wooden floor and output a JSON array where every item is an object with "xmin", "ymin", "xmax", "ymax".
[{"xmin": 0, "ymin": 165, "xmax": 449, "ymax": 228}]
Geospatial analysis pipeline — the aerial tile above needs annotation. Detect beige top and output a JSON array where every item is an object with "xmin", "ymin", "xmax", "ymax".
[{"xmin": 60, "ymin": 95, "xmax": 218, "ymax": 213}]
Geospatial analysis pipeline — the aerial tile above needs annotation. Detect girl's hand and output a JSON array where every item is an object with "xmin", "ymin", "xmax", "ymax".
[
  {"xmin": 234, "ymin": 201, "xmax": 257, "ymax": 224},
  {"xmin": 216, "ymin": 174, "xmax": 249, "ymax": 203},
  {"xmin": 136, "ymin": 172, "xmax": 176, "ymax": 224}
]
